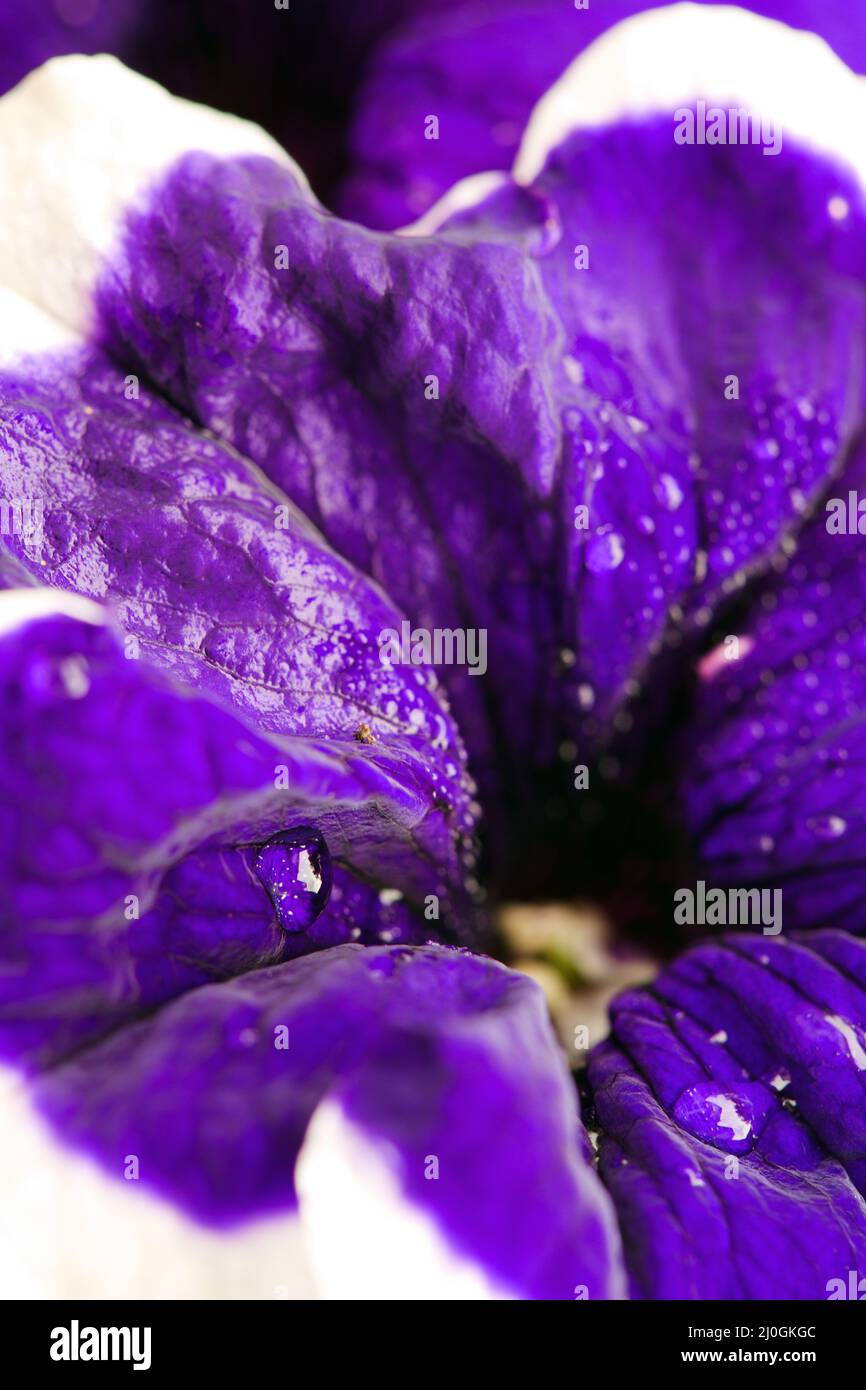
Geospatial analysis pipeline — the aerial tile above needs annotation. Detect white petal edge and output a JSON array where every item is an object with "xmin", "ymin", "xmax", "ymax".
[
  {"xmin": 0, "ymin": 287, "xmax": 78, "ymax": 362},
  {"xmin": 0, "ymin": 1067, "xmax": 317, "ymax": 1299},
  {"xmin": 514, "ymin": 2, "xmax": 866, "ymax": 187},
  {"xmin": 399, "ymin": 171, "xmax": 512, "ymax": 238},
  {"xmin": 0, "ymin": 54, "xmax": 312, "ymax": 338},
  {"xmin": 0, "ymin": 586, "xmax": 104, "ymax": 639},
  {"xmin": 296, "ymin": 1097, "xmax": 518, "ymax": 1301}
]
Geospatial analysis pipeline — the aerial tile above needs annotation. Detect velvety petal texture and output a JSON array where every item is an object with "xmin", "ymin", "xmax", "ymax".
[
  {"xmin": 2, "ymin": 4, "xmax": 866, "ymax": 1301},
  {"xmin": 93, "ymin": 151, "xmax": 566, "ymax": 828},
  {"xmin": 4, "ymin": 27, "xmax": 864, "ymax": 863},
  {"xmin": 0, "ymin": 57, "xmax": 562, "ymax": 853},
  {"xmin": 425, "ymin": 19, "xmax": 866, "ymax": 758},
  {"xmin": 588, "ymin": 932, "xmax": 866, "ymax": 1298},
  {"xmin": 0, "ymin": 340, "xmax": 470, "ymax": 771},
  {"xmin": 33, "ymin": 942, "xmax": 626, "ymax": 1299},
  {"xmin": 0, "ymin": 595, "xmax": 477, "ymax": 1069}
]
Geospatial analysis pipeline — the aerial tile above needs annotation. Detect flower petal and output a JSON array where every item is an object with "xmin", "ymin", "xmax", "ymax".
[
  {"xmin": 427, "ymin": 6, "xmax": 866, "ymax": 751},
  {"xmin": 588, "ymin": 931, "xmax": 866, "ymax": 1298},
  {"xmin": 680, "ymin": 436, "xmax": 866, "ymax": 934},
  {"xmin": 95, "ymin": 155, "xmax": 567, "ymax": 827},
  {"xmin": 0, "ymin": 596, "xmax": 477, "ymax": 1068},
  {"xmin": 339, "ymin": 0, "xmax": 866, "ymax": 228},
  {"xmin": 0, "ymin": 58, "xmax": 567, "ymax": 839},
  {"xmin": 5, "ymin": 38, "xmax": 865, "ymax": 864},
  {"xmin": 32, "ymin": 941, "xmax": 626, "ymax": 1299}
]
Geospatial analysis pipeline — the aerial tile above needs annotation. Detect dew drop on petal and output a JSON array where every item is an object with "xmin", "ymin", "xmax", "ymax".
[
  {"xmin": 753, "ymin": 437, "xmax": 780, "ymax": 462},
  {"xmin": 655, "ymin": 473, "xmax": 684, "ymax": 511},
  {"xmin": 825, "ymin": 1014, "xmax": 866, "ymax": 1070},
  {"xmin": 672, "ymin": 1081, "xmax": 770, "ymax": 1154},
  {"xmin": 527, "ymin": 195, "xmax": 562, "ymax": 258},
  {"xmin": 586, "ymin": 531, "xmax": 625, "ymax": 574},
  {"xmin": 255, "ymin": 826, "xmax": 332, "ymax": 932},
  {"xmin": 806, "ymin": 814, "xmax": 847, "ymax": 840}
]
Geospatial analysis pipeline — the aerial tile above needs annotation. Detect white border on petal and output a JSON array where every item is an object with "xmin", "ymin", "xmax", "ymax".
[
  {"xmin": 0, "ymin": 55, "xmax": 312, "ymax": 338},
  {"xmin": 0, "ymin": 1066, "xmax": 316, "ymax": 1299},
  {"xmin": 296, "ymin": 1096, "xmax": 518, "ymax": 1300},
  {"xmin": 0, "ymin": 288, "xmax": 79, "ymax": 362},
  {"xmin": 514, "ymin": 3, "xmax": 866, "ymax": 188},
  {"xmin": 399, "ymin": 171, "xmax": 512, "ymax": 238},
  {"xmin": 0, "ymin": 587, "xmax": 105, "ymax": 638}
]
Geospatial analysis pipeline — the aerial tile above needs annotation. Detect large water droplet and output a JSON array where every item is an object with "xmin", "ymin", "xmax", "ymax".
[
  {"xmin": 255, "ymin": 826, "xmax": 332, "ymax": 933},
  {"xmin": 672, "ymin": 1081, "xmax": 772, "ymax": 1154}
]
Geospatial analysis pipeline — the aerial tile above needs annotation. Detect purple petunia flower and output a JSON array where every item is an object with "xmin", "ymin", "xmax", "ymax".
[{"xmin": 1, "ymin": 1, "xmax": 866, "ymax": 1300}]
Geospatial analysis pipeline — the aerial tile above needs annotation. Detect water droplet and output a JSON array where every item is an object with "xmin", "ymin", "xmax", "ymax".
[
  {"xmin": 563, "ymin": 355, "xmax": 583, "ymax": 385},
  {"xmin": 59, "ymin": 656, "xmax": 90, "ymax": 698},
  {"xmin": 255, "ymin": 826, "xmax": 332, "ymax": 933},
  {"xmin": 23, "ymin": 652, "xmax": 91, "ymax": 704},
  {"xmin": 655, "ymin": 473, "xmax": 684, "ymax": 511},
  {"xmin": 806, "ymin": 814, "xmax": 847, "ymax": 840},
  {"xmin": 753, "ymin": 438, "xmax": 780, "ymax": 462},
  {"xmin": 526, "ymin": 194, "xmax": 562, "ymax": 258},
  {"xmin": 825, "ymin": 1014, "xmax": 866, "ymax": 1070},
  {"xmin": 586, "ymin": 531, "xmax": 625, "ymax": 574},
  {"xmin": 672, "ymin": 1081, "xmax": 772, "ymax": 1154}
]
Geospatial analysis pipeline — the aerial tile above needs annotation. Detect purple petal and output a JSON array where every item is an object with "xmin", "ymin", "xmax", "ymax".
[
  {"xmin": 33, "ymin": 942, "xmax": 625, "ymax": 1298},
  {"xmin": 1, "ymin": 342, "xmax": 471, "ymax": 774},
  {"xmin": 89, "ymin": 85, "xmax": 864, "ymax": 817},
  {"xmin": 0, "ymin": 337, "xmax": 480, "ymax": 924},
  {"xmin": 0, "ymin": 596, "xmax": 478, "ymax": 1068},
  {"xmin": 588, "ymin": 932, "xmax": 866, "ymax": 1298},
  {"xmin": 5, "ymin": 42, "xmax": 864, "ymax": 868},
  {"xmin": 338, "ymin": 0, "xmax": 866, "ymax": 228},
  {"xmin": 0, "ymin": 0, "xmax": 140, "ymax": 98},
  {"xmin": 680, "ymin": 434, "xmax": 866, "ymax": 934},
  {"xmin": 90, "ymin": 149, "xmax": 566, "ymax": 837},
  {"xmin": 412, "ymin": 165, "xmax": 864, "ymax": 810}
]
